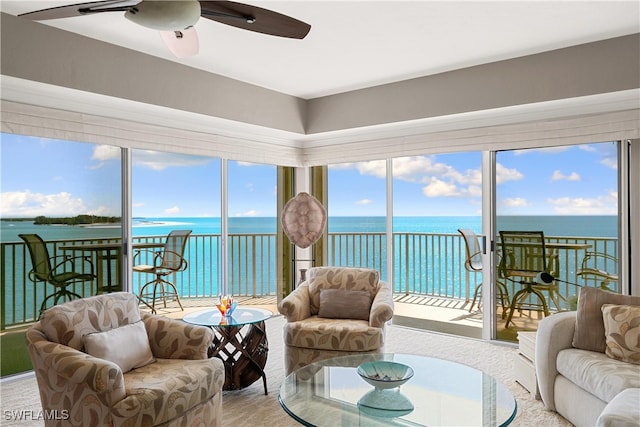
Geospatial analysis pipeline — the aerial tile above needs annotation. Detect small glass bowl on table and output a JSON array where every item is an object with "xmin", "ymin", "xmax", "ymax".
[{"xmin": 356, "ymin": 360, "xmax": 415, "ymax": 417}]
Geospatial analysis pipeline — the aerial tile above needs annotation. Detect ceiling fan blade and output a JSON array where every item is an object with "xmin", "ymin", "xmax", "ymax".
[
  {"xmin": 198, "ymin": 1, "xmax": 310, "ymax": 39},
  {"xmin": 160, "ymin": 27, "xmax": 199, "ymax": 58},
  {"xmin": 18, "ymin": 0, "xmax": 140, "ymax": 21}
]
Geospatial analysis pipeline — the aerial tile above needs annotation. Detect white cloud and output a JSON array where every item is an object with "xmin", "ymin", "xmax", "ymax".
[
  {"xmin": 234, "ymin": 210, "xmax": 259, "ymax": 217},
  {"xmin": 495, "ymin": 163, "xmax": 524, "ymax": 184},
  {"xmin": 600, "ymin": 157, "xmax": 618, "ymax": 170},
  {"xmin": 133, "ymin": 151, "xmax": 212, "ymax": 171},
  {"xmin": 0, "ymin": 190, "xmax": 88, "ymax": 217},
  {"xmin": 547, "ymin": 190, "xmax": 618, "ymax": 214},
  {"xmin": 164, "ymin": 206, "xmax": 181, "ymax": 215},
  {"xmin": 92, "ymin": 145, "xmax": 120, "ymax": 161},
  {"xmin": 356, "ymin": 199, "xmax": 373, "ymax": 205},
  {"xmin": 501, "ymin": 197, "xmax": 529, "ymax": 208},
  {"xmin": 422, "ymin": 178, "xmax": 460, "ymax": 197},
  {"xmin": 513, "ymin": 146, "xmax": 570, "ymax": 155},
  {"xmin": 551, "ymin": 170, "xmax": 581, "ymax": 181}
]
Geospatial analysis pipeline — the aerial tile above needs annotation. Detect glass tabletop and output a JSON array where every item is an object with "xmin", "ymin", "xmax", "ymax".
[
  {"xmin": 279, "ymin": 353, "xmax": 517, "ymax": 427},
  {"xmin": 182, "ymin": 307, "xmax": 272, "ymax": 327}
]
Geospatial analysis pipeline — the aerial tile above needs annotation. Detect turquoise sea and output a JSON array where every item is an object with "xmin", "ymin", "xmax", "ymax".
[
  {"xmin": 0, "ymin": 215, "xmax": 618, "ymax": 243},
  {"xmin": 1, "ymin": 216, "xmax": 617, "ymax": 325}
]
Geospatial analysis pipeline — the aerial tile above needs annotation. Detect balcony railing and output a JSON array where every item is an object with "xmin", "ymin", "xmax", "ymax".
[{"xmin": 1, "ymin": 233, "xmax": 617, "ymax": 330}]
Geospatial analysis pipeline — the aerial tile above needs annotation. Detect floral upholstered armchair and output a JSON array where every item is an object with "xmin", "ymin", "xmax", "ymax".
[
  {"xmin": 26, "ymin": 292, "xmax": 224, "ymax": 427},
  {"xmin": 278, "ymin": 266, "xmax": 394, "ymax": 374}
]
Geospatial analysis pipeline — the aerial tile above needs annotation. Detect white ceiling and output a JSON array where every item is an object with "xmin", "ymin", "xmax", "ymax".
[{"xmin": 2, "ymin": 1, "xmax": 639, "ymax": 99}]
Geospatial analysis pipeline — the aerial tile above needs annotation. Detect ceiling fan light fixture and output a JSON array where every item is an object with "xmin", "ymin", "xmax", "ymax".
[
  {"xmin": 160, "ymin": 27, "xmax": 199, "ymax": 58},
  {"xmin": 125, "ymin": 0, "xmax": 201, "ymax": 31}
]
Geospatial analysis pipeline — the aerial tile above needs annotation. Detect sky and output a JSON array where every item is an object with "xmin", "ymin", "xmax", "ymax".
[{"xmin": 0, "ymin": 133, "xmax": 618, "ymax": 218}]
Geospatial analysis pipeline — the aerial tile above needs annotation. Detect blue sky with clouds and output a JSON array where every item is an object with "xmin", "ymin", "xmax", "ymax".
[{"xmin": 1, "ymin": 133, "xmax": 617, "ymax": 218}]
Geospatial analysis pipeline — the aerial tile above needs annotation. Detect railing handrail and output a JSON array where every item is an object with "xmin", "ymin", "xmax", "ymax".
[{"xmin": 1, "ymin": 232, "xmax": 617, "ymax": 329}]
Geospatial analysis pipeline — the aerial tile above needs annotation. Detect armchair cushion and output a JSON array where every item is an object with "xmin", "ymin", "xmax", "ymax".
[
  {"xmin": 602, "ymin": 304, "xmax": 640, "ymax": 364},
  {"xmin": 39, "ymin": 292, "xmax": 142, "ymax": 350},
  {"xmin": 83, "ymin": 320, "xmax": 155, "ymax": 373},
  {"xmin": 572, "ymin": 287, "xmax": 640, "ymax": 353},
  {"xmin": 318, "ymin": 289, "xmax": 372, "ymax": 320},
  {"xmin": 308, "ymin": 267, "xmax": 380, "ymax": 315},
  {"xmin": 284, "ymin": 316, "xmax": 383, "ymax": 352}
]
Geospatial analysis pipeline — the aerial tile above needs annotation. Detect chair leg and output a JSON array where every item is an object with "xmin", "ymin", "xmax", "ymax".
[
  {"xmin": 159, "ymin": 278, "xmax": 183, "ymax": 311},
  {"xmin": 138, "ymin": 277, "xmax": 183, "ymax": 313},
  {"xmin": 138, "ymin": 279, "xmax": 160, "ymax": 314},
  {"xmin": 469, "ymin": 283, "xmax": 482, "ymax": 312}
]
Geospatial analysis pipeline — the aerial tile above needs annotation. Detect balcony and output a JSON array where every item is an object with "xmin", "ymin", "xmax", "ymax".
[{"xmin": 1, "ymin": 232, "xmax": 617, "ymax": 334}]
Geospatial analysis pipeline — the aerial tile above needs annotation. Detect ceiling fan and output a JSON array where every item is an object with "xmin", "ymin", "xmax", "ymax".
[{"xmin": 19, "ymin": 0, "xmax": 311, "ymax": 58}]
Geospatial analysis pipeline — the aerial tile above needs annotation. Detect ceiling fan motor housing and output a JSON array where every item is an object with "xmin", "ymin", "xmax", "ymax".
[{"xmin": 125, "ymin": 0, "xmax": 201, "ymax": 31}]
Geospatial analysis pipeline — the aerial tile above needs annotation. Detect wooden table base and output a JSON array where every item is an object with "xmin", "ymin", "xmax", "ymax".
[{"xmin": 207, "ymin": 321, "xmax": 269, "ymax": 394}]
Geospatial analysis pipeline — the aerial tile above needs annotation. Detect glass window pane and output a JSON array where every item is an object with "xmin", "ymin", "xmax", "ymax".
[
  {"xmin": 131, "ymin": 149, "xmax": 221, "ymax": 299},
  {"xmin": 227, "ymin": 160, "xmax": 276, "ymax": 298},
  {"xmin": 495, "ymin": 142, "xmax": 619, "ymax": 342},
  {"xmin": 1, "ymin": 133, "xmax": 121, "ymax": 325},
  {"xmin": 327, "ymin": 160, "xmax": 387, "ymax": 279}
]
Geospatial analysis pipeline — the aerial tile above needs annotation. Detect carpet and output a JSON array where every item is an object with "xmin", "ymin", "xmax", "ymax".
[{"xmin": 0, "ymin": 315, "xmax": 571, "ymax": 426}]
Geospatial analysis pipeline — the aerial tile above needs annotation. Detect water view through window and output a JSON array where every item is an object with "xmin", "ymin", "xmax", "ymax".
[{"xmin": 1, "ymin": 134, "xmax": 619, "ymax": 342}]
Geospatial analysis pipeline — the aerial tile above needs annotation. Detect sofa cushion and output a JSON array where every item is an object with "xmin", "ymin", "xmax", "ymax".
[
  {"xmin": 318, "ymin": 289, "xmax": 372, "ymax": 320},
  {"xmin": 114, "ymin": 357, "xmax": 224, "ymax": 425},
  {"xmin": 572, "ymin": 287, "xmax": 640, "ymax": 353},
  {"xmin": 39, "ymin": 292, "xmax": 141, "ymax": 351},
  {"xmin": 602, "ymin": 304, "xmax": 640, "ymax": 364},
  {"xmin": 283, "ymin": 316, "xmax": 383, "ymax": 352},
  {"xmin": 556, "ymin": 348, "xmax": 640, "ymax": 403},
  {"xmin": 596, "ymin": 388, "xmax": 640, "ymax": 427},
  {"xmin": 308, "ymin": 267, "xmax": 380, "ymax": 315},
  {"xmin": 83, "ymin": 321, "xmax": 155, "ymax": 373}
]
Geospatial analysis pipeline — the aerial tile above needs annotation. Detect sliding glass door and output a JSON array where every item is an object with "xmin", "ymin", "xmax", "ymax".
[{"xmin": 493, "ymin": 142, "xmax": 620, "ymax": 342}]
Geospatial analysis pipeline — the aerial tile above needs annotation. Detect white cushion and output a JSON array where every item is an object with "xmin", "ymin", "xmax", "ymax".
[
  {"xmin": 596, "ymin": 388, "xmax": 640, "ymax": 427},
  {"xmin": 556, "ymin": 348, "xmax": 640, "ymax": 403},
  {"xmin": 83, "ymin": 321, "xmax": 155, "ymax": 373}
]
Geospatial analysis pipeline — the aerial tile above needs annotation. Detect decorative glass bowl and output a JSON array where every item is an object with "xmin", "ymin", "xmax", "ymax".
[
  {"xmin": 357, "ymin": 361, "xmax": 414, "ymax": 390},
  {"xmin": 216, "ymin": 295, "xmax": 237, "ymax": 317}
]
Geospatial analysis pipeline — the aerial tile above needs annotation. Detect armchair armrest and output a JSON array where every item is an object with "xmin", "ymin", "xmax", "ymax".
[
  {"xmin": 29, "ymin": 338, "xmax": 126, "ymax": 405},
  {"xmin": 278, "ymin": 283, "xmax": 311, "ymax": 322},
  {"xmin": 535, "ymin": 311, "xmax": 577, "ymax": 411},
  {"xmin": 370, "ymin": 281, "xmax": 394, "ymax": 328},
  {"xmin": 142, "ymin": 313, "xmax": 213, "ymax": 360}
]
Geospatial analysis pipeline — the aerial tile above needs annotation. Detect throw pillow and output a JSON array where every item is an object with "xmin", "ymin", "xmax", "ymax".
[
  {"xmin": 83, "ymin": 320, "xmax": 155, "ymax": 373},
  {"xmin": 318, "ymin": 289, "xmax": 373, "ymax": 321},
  {"xmin": 602, "ymin": 304, "xmax": 640, "ymax": 365},
  {"xmin": 573, "ymin": 287, "xmax": 640, "ymax": 353}
]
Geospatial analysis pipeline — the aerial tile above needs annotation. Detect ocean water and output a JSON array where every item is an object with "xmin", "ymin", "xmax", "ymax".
[
  {"xmin": 1, "ymin": 215, "xmax": 617, "ymax": 325},
  {"xmin": 1, "ymin": 215, "xmax": 617, "ymax": 243}
]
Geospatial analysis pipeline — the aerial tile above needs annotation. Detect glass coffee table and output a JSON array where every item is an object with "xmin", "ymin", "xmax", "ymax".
[
  {"xmin": 183, "ymin": 307, "xmax": 272, "ymax": 394},
  {"xmin": 279, "ymin": 353, "xmax": 517, "ymax": 426}
]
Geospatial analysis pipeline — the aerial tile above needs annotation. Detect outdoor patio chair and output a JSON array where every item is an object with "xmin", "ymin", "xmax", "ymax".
[
  {"xmin": 278, "ymin": 266, "xmax": 394, "ymax": 375},
  {"xmin": 20, "ymin": 233, "xmax": 95, "ymax": 315},
  {"xmin": 133, "ymin": 229, "xmax": 191, "ymax": 313},
  {"xmin": 498, "ymin": 230, "xmax": 563, "ymax": 328},
  {"xmin": 458, "ymin": 228, "xmax": 509, "ymax": 315},
  {"xmin": 576, "ymin": 251, "xmax": 619, "ymax": 291}
]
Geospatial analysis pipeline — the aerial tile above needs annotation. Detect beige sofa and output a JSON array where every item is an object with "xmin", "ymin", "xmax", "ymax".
[
  {"xmin": 535, "ymin": 287, "xmax": 640, "ymax": 427},
  {"xmin": 26, "ymin": 292, "xmax": 225, "ymax": 427},
  {"xmin": 278, "ymin": 266, "xmax": 394, "ymax": 374}
]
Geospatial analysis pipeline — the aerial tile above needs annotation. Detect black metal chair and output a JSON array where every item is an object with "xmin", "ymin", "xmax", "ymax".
[
  {"xmin": 458, "ymin": 228, "xmax": 509, "ymax": 315},
  {"xmin": 134, "ymin": 230, "xmax": 191, "ymax": 313},
  {"xmin": 20, "ymin": 234, "xmax": 95, "ymax": 315},
  {"xmin": 498, "ymin": 231, "xmax": 563, "ymax": 328}
]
